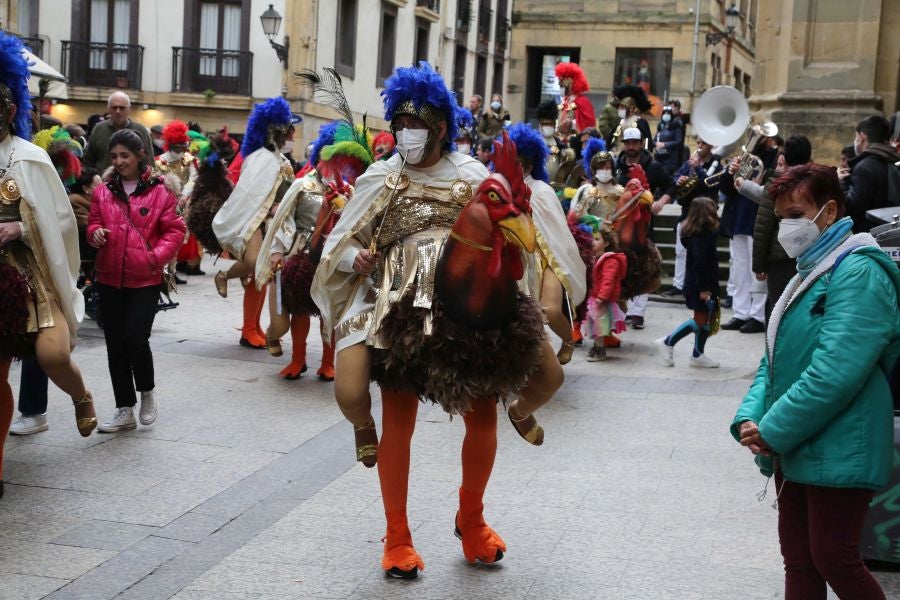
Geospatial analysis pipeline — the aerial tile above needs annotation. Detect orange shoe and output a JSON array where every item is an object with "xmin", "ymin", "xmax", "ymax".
[
  {"xmin": 382, "ymin": 511, "xmax": 424, "ymax": 579},
  {"xmin": 279, "ymin": 361, "xmax": 308, "ymax": 380},
  {"xmin": 571, "ymin": 323, "xmax": 583, "ymax": 345},
  {"xmin": 239, "ymin": 329, "xmax": 266, "ymax": 349},
  {"xmin": 603, "ymin": 334, "xmax": 621, "ymax": 348},
  {"xmin": 317, "ymin": 364, "xmax": 335, "ymax": 381},
  {"xmin": 455, "ymin": 488, "xmax": 506, "ymax": 564}
]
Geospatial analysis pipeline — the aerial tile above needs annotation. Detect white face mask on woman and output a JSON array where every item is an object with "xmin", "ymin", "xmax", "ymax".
[
  {"xmin": 490, "ymin": 101, "xmax": 502, "ymax": 111},
  {"xmin": 395, "ymin": 128, "xmax": 430, "ymax": 164},
  {"xmin": 595, "ymin": 169, "xmax": 613, "ymax": 183},
  {"xmin": 777, "ymin": 204, "xmax": 828, "ymax": 258},
  {"xmin": 541, "ymin": 125, "xmax": 555, "ymax": 138},
  {"xmin": 617, "ymin": 108, "xmax": 627, "ymax": 119}
]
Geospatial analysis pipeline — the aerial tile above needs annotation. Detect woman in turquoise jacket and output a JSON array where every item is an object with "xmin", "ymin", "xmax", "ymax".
[{"xmin": 731, "ymin": 163, "xmax": 900, "ymax": 600}]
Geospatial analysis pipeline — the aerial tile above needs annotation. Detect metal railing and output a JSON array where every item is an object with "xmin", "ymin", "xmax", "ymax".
[
  {"xmin": 477, "ymin": 0, "xmax": 492, "ymax": 43},
  {"xmin": 172, "ymin": 47, "xmax": 253, "ymax": 96},
  {"xmin": 18, "ymin": 35, "xmax": 44, "ymax": 58},
  {"xmin": 61, "ymin": 40, "xmax": 143, "ymax": 88},
  {"xmin": 457, "ymin": 0, "xmax": 471, "ymax": 32},
  {"xmin": 495, "ymin": 17, "xmax": 509, "ymax": 54},
  {"xmin": 416, "ymin": 0, "xmax": 440, "ymax": 11}
]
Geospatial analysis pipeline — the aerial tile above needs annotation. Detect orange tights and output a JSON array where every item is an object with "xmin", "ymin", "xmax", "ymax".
[{"xmin": 0, "ymin": 359, "xmax": 13, "ymax": 481}]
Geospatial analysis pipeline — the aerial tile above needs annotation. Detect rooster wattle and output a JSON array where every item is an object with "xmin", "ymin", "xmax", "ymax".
[{"xmin": 436, "ymin": 131, "xmax": 536, "ymax": 329}]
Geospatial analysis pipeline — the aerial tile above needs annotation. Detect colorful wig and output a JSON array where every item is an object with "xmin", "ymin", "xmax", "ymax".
[
  {"xmin": 241, "ymin": 96, "xmax": 292, "ymax": 157},
  {"xmin": 381, "ymin": 61, "xmax": 471, "ymax": 152},
  {"xmin": 32, "ymin": 125, "xmax": 82, "ymax": 185},
  {"xmin": 372, "ymin": 130, "xmax": 395, "ymax": 160},
  {"xmin": 162, "ymin": 120, "xmax": 190, "ymax": 150},
  {"xmin": 554, "ymin": 62, "xmax": 590, "ymax": 95},
  {"xmin": 0, "ymin": 32, "xmax": 34, "ymax": 139},
  {"xmin": 581, "ymin": 137, "xmax": 608, "ymax": 176},
  {"xmin": 319, "ymin": 122, "xmax": 374, "ymax": 186},
  {"xmin": 507, "ymin": 122, "xmax": 549, "ymax": 184},
  {"xmin": 613, "ymin": 84, "xmax": 653, "ymax": 114}
]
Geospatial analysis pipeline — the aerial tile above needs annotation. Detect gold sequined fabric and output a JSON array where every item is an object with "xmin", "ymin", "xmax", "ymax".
[
  {"xmin": 0, "ymin": 197, "xmax": 54, "ymax": 333},
  {"xmin": 374, "ymin": 195, "xmax": 464, "ymax": 250}
]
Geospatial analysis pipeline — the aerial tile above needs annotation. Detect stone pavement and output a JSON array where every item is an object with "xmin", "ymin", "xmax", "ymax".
[{"xmin": 2, "ymin": 255, "xmax": 899, "ymax": 599}]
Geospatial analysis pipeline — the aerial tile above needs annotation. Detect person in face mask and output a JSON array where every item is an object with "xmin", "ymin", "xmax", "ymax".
[
  {"xmin": 837, "ymin": 115, "xmax": 900, "ymax": 233},
  {"xmin": 476, "ymin": 93, "xmax": 510, "ymax": 139},
  {"xmin": 555, "ymin": 62, "xmax": 596, "ymax": 136},
  {"xmin": 732, "ymin": 162, "xmax": 900, "ymax": 600},
  {"xmin": 653, "ymin": 105, "xmax": 684, "ymax": 175},
  {"xmin": 536, "ymin": 101, "xmax": 563, "ymax": 183}
]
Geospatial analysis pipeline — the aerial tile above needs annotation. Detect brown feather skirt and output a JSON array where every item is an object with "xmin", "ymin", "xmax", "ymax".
[
  {"xmin": 620, "ymin": 240, "xmax": 663, "ymax": 300},
  {"xmin": 186, "ymin": 191, "xmax": 225, "ymax": 255},
  {"xmin": 281, "ymin": 252, "xmax": 319, "ymax": 316},
  {"xmin": 370, "ymin": 287, "xmax": 545, "ymax": 414},
  {"xmin": 0, "ymin": 263, "xmax": 36, "ymax": 360}
]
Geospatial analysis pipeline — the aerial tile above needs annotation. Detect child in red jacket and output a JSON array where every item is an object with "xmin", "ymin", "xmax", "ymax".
[{"xmin": 585, "ymin": 227, "xmax": 627, "ymax": 361}]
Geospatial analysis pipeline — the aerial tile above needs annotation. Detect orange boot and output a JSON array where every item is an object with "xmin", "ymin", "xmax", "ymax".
[
  {"xmin": 317, "ymin": 341, "xmax": 335, "ymax": 381},
  {"xmin": 280, "ymin": 313, "xmax": 310, "ymax": 380},
  {"xmin": 253, "ymin": 279, "xmax": 268, "ymax": 343},
  {"xmin": 571, "ymin": 322, "xmax": 583, "ymax": 346},
  {"xmin": 455, "ymin": 487, "xmax": 506, "ymax": 564},
  {"xmin": 240, "ymin": 280, "xmax": 267, "ymax": 349},
  {"xmin": 382, "ymin": 510, "xmax": 424, "ymax": 579}
]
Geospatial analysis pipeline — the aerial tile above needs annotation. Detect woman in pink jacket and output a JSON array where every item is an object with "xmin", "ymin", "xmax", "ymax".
[{"xmin": 87, "ymin": 129, "xmax": 186, "ymax": 432}]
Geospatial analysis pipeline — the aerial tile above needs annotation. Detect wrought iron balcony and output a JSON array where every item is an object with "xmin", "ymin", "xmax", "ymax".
[
  {"xmin": 61, "ymin": 40, "xmax": 144, "ymax": 88},
  {"xmin": 477, "ymin": 0, "xmax": 492, "ymax": 44},
  {"xmin": 18, "ymin": 35, "xmax": 44, "ymax": 58},
  {"xmin": 495, "ymin": 17, "xmax": 509, "ymax": 55},
  {"xmin": 172, "ymin": 47, "xmax": 253, "ymax": 96},
  {"xmin": 457, "ymin": 0, "xmax": 471, "ymax": 33},
  {"xmin": 416, "ymin": 0, "xmax": 440, "ymax": 11}
]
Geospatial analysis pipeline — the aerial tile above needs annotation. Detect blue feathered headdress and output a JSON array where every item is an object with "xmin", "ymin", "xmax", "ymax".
[
  {"xmin": 241, "ymin": 96, "xmax": 292, "ymax": 156},
  {"xmin": 381, "ymin": 61, "xmax": 471, "ymax": 152},
  {"xmin": 0, "ymin": 32, "xmax": 33, "ymax": 139},
  {"xmin": 309, "ymin": 121, "xmax": 339, "ymax": 167},
  {"xmin": 582, "ymin": 137, "xmax": 608, "ymax": 175},
  {"xmin": 507, "ymin": 122, "xmax": 549, "ymax": 183}
]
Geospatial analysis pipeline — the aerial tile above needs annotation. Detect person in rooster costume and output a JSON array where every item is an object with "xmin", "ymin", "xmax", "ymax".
[
  {"xmin": 0, "ymin": 32, "xmax": 97, "ymax": 497},
  {"xmin": 555, "ymin": 62, "xmax": 596, "ymax": 136},
  {"xmin": 154, "ymin": 120, "xmax": 201, "ymax": 278},
  {"xmin": 312, "ymin": 62, "xmax": 561, "ymax": 578},
  {"xmin": 255, "ymin": 118, "xmax": 374, "ymax": 382},
  {"xmin": 506, "ymin": 123, "xmax": 586, "ymax": 365},
  {"xmin": 212, "ymin": 98, "xmax": 296, "ymax": 348}
]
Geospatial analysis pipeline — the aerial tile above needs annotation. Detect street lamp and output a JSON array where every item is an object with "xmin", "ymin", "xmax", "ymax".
[
  {"xmin": 260, "ymin": 4, "xmax": 289, "ymax": 68},
  {"xmin": 705, "ymin": 3, "xmax": 741, "ymax": 46}
]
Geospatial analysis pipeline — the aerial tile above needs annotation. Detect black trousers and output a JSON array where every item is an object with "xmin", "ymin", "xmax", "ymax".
[
  {"xmin": 765, "ymin": 259, "xmax": 797, "ymax": 323},
  {"xmin": 97, "ymin": 284, "xmax": 158, "ymax": 408},
  {"xmin": 17, "ymin": 359, "xmax": 48, "ymax": 415}
]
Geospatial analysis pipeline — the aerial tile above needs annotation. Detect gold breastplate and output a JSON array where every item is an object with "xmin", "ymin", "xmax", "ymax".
[
  {"xmin": 375, "ymin": 194, "xmax": 464, "ymax": 250},
  {"xmin": 0, "ymin": 179, "xmax": 22, "ymax": 222}
]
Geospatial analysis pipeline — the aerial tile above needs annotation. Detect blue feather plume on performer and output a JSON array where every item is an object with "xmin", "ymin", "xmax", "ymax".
[
  {"xmin": 0, "ymin": 32, "xmax": 34, "ymax": 139},
  {"xmin": 309, "ymin": 121, "xmax": 339, "ymax": 167},
  {"xmin": 582, "ymin": 137, "xmax": 607, "ymax": 176},
  {"xmin": 506, "ymin": 123, "xmax": 549, "ymax": 184},
  {"xmin": 382, "ymin": 61, "xmax": 470, "ymax": 152},
  {"xmin": 241, "ymin": 96, "xmax": 292, "ymax": 157}
]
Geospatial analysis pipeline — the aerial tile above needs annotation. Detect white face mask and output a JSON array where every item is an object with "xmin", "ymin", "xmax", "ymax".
[
  {"xmin": 491, "ymin": 101, "xmax": 502, "ymax": 111},
  {"xmin": 662, "ymin": 113, "xmax": 671, "ymax": 123},
  {"xmin": 617, "ymin": 108, "xmax": 627, "ymax": 119},
  {"xmin": 853, "ymin": 135, "xmax": 864, "ymax": 157},
  {"xmin": 777, "ymin": 204, "xmax": 828, "ymax": 258},
  {"xmin": 395, "ymin": 128, "xmax": 429, "ymax": 164},
  {"xmin": 153, "ymin": 138, "xmax": 164, "ymax": 149},
  {"xmin": 541, "ymin": 125, "xmax": 555, "ymax": 138},
  {"xmin": 281, "ymin": 139, "xmax": 295, "ymax": 154},
  {"xmin": 456, "ymin": 143, "xmax": 470, "ymax": 155},
  {"xmin": 595, "ymin": 169, "xmax": 613, "ymax": 183}
]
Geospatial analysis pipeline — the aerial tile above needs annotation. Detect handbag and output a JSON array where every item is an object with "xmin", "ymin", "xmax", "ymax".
[{"xmin": 116, "ymin": 202, "xmax": 178, "ymax": 295}]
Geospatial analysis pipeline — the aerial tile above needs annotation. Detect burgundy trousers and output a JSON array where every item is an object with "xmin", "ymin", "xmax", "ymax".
[{"xmin": 776, "ymin": 471, "xmax": 885, "ymax": 600}]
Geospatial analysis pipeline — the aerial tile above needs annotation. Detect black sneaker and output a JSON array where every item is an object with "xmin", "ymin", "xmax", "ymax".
[
  {"xmin": 739, "ymin": 319, "xmax": 765, "ymax": 334},
  {"xmin": 184, "ymin": 265, "xmax": 206, "ymax": 276},
  {"xmin": 175, "ymin": 261, "xmax": 188, "ymax": 273},
  {"xmin": 630, "ymin": 315, "xmax": 645, "ymax": 329},
  {"xmin": 174, "ymin": 274, "xmax": 188, "ymax": 285},
  {"xmin": 721, "ymin": 317, "xmax": 748, "ymax": 331}
]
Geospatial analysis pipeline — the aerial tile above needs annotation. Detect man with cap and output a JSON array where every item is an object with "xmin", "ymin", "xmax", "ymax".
[
  {"xmin": 150, "ymin": 124, "xmax": 165, "ymax": 156},
  {"xmin": 312, "ymin": 62, "xmax": 556, "ymax": 579},
  {"xmin": 615, "ymin": 127, "xmax": 673, "ymax": 327}
]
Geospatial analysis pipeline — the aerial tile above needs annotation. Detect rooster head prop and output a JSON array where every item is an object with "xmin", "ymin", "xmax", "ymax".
[
  {"xmin": 436, "ymin": 131, "xmax": 537, "ymax": 329},
  {"xmin": 613, "ymin": 164, "xmax": 654, "ymax": 247}
]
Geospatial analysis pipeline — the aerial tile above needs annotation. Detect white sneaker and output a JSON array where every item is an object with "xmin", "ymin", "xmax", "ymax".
[
  {"xmin": 139, "ymin": 390, "xmax": 157, "ymax": 426},
  {"xmin": 689, "ymin": 353, "xmax": 720, "ymax": 368},
  {"xmin": 656, "ymin": 337, "xmax": 674, "ymax": 367},
  {"xmin": 9, "ymin": 414, "xmax": 48, "ymax": 435},
  {"xmin": 97, "ymin": 407, "xmax": 137, "ymax": 433}
]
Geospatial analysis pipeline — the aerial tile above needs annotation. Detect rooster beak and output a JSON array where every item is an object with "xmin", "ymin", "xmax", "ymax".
[
  {"xmin": 638, "ymin": 190, "xmax": 654, "ymax": 205},
  {"xmin": 498, "ymin": 213, "xmax": 536, "ymax": 253}
]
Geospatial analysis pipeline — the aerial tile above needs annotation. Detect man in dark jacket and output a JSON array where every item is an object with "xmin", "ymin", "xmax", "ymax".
[
  {"xmin": 615, "ymin": 127, "xmax": 674, "ymax": 327},
  {"xmin": 83, "ymin": 92, "xmax": 154, "ymax": 171},
  {"xmin": 839, "ymin": 115, "xmax": 900, "ymax": 232}
]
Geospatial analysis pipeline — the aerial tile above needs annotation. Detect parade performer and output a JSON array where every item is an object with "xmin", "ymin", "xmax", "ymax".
[
  {"xmin": 507, "ymin": 123, "xmax": 586, "ymax": 365},
  {"xmin": 555, "ymin": 62, "xmax": 596, "ymax": 136},
  {"xmin": 212, "ymin": 98, "xmax": 295, "ymax": 348},
  {"xmin": 610, "ymin": 85, "xmax": 653, "ymax": 149},
  {"xmin": 0, "ymin": 32, "xmax": 96, "ymax": 464},
  {"xmin": 31, "ymin": 125, "xmax": 83, "ymax": 188},
  {"xmin": 312, "ymin": 62, "xmax": 562, "ymax": 577},
  {"xmin": 372, "ymin": 131, "xmax": 395, "ymax": 161},
  {"xmin": 585, "ymin": 226, "xmax": 627, "ymax": 362},
  {"xmin": 611, "ymin": 164, "xmax": 664, "ymax": 303},
  {"xmin": 184, "ymin": 131, "xmax": 238, "ymax": 257},
  {"xmin": 154, "ymin": 120, "xmax": 202, "ymax": 276},
  {"xmin": 256, "ymin": 116, "xmax": 374, "ymax": 381},
  {"xmin": 536, "ymin": 100, "xmax": 564, "ymax": 185},
  {"xmin": 567, "ymin": 138, "xmax": 620, "ymax": 346}
]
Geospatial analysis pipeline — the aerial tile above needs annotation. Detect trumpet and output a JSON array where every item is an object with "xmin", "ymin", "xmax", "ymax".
[
  {"xmin": 704, "ymin": 122, "xmax": 779, "ymax": 187},
  {"xmin": 675, "ymin": 150, "xmax": 701, "ymax": 199}
]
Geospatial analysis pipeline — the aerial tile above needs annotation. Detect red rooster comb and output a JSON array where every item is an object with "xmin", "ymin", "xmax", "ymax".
[
  {"xmin": 628, "ymin": 163, "xmax": 649, "ymax": 190},
  {"xmin": 162, "ymin": 120, "xmax": 190, "ymax": 150},
  {"xmin": 491, "ymin": 131, "xmax": 531, "ymax": 215}
]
